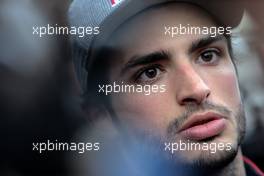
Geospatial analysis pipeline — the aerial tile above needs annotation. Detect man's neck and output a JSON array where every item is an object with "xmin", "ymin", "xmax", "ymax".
[{"xmin": 215, "ymin": 149, "xmax": 246, "ymax": 176}]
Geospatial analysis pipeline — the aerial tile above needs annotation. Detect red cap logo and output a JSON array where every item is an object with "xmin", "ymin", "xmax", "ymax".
[{"xmin": 111, "ymin": 0, "xmax": 123, "ymax": 7}]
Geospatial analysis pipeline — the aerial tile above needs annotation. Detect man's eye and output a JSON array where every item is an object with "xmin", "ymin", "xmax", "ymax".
[
  {"xmin": 136, "ymin": 66, "xmax": 163, "ymax": 83},
  {"xmin": 197, "ymin": 49, "xmax": 220, "ymax": 64}
]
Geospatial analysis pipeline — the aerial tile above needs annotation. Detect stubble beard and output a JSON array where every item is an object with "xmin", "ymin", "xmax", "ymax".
[{"xmin": 119, "ymin": 102, "xmax": 246, "ymax": 175}]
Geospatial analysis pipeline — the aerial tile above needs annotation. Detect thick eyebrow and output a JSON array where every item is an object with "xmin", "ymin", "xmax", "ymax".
[
  {"xmin": 120, "ymin": 50, "xmax": 170, "ymax": 75},
  {"xmin": 188, "ymin": 35, "xmax": 226, "ymax": 54}
]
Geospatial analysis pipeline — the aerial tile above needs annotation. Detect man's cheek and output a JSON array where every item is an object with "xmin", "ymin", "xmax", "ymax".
[
  {"xmin": 112, "ymin": 94, "xmax": 169, "ymax": 130},
  {"xmin": 213, "ymin": 71, "xmax": 241, "ymax": 105},
  {"xmin": 114, "ymin": 93, "xmax": 165, "ymax": 112}
]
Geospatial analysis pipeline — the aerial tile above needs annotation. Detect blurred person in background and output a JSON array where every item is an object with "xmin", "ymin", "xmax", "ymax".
[{"xmin": 0, "ymin": 0, "xmax": 84, "ymax": 175}]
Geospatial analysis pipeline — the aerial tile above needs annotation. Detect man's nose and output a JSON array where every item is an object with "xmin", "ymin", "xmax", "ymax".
[{"xmin": 176, "ymin": 66, "xmax": 211, "ymax": 106}]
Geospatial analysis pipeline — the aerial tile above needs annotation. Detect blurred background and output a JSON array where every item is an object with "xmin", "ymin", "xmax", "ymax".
[
  {"xmin": 0, "ymin": 0, "xmax": 263, "ymax": 175},
  {"xmin": 0, "ymin": 0, "xmax": 85, "ymax": 175}
]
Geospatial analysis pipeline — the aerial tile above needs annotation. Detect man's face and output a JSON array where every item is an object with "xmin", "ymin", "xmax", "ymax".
[{"xmin": 105, "ymin": 3, "xmax": 245, "ymax": 166}]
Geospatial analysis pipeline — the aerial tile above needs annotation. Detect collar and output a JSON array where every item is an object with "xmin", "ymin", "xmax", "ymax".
[{"xmin": 243, "ymin": 156, "xmax": 264, "ymax": 176}]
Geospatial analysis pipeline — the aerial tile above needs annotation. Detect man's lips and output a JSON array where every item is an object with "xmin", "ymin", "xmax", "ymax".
[{"xmin": 178, "ymin": 112, "xmax": 227, "ymax": 141}]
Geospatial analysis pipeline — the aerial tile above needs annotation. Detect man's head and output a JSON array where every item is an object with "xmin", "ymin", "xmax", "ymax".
[
  {"xmin": 101, "ymin": 2, "xmax": 245, "ymax": 166},
  {"xmin": 69, "ymin": 0, "xmax": 245, "ymax": 173}
]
